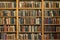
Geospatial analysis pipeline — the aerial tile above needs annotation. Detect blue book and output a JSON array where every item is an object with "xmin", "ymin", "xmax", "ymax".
[
  {"xmin": 48, "ymin": 18, "xmax": 52, "ymax": 24},
  {"xmin": 54, "ymin": 26, "xmax": 56, "ymax": 31},
  {"xmin": 11, "ymin": 11, "xmax": 14, "ymax": 16},
  {"xmin": 47, "ymin": 10, "xmax": 50, "ymax": 16},
  {"xmin": 19, "ymin": 18, "xmax": 24, "ymax": 24},
  {"xmin": 11, "ymin": 18, "xmax": 15, "ymax": 24},
  {"xmin": 39, "ymin": 18, "xmax": 42, "ymax": 24},
  {"xmin": 3, "ymin": 10, "xmax": 8, "ymax": 16},
  {"xmin": 25, "ymin": 26, "xmax": 28, "ymax": 32}
]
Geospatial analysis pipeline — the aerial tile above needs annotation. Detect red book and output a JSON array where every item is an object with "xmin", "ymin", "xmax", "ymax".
[
  {"xmin": 54, "ymin": 33, "xmax": 57, "ymax": 39},
  {"xmin": 4, "ymin": 25, "xmax": 7, "ymax": 32},
  {"xmin": 56, "ymin": 18, "xmax": 59, "ymax": 24},
  {"xmin": 22, "ymin": 26, "xmax": 25, "ymax": 32}
]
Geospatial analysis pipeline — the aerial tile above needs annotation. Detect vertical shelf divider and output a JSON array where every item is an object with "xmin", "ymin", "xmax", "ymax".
[
  {"xmin": 16, "ymin": 0, "xmax": 19, "ymax": 40},
  {"xmin": 42, "ymin": 0, "xmax": 44, "ymax": 40}
]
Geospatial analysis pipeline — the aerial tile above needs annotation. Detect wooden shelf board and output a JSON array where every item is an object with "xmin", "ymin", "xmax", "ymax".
[
  {"xmin": 19, "ymin": 8, "xmax": 42, "ymax": 10},
  {"xmin": 44, "ymin": 24, "xmax": 60, "ymax": 25},
  {"xmin": 18, "ymin": 16, "xmax": 42, "ymax": 18},
  {"xmin": 45, "ymin": 8, "xmax": 60, "ymax": 10},
  {"xmin": 19, "ymin": 31, "xmax": 42, "ymax": 33},
  {"xmin": 0, "ymin": 8, "xmax": 16, "ymax": 10},
  {"xmin": 44, "ymin": 31, "xmax": 60, "ymax": 33},
  {"xmin": 19, "ymin": 24, "xmax": 42, "ymax": 26},
  {"xmin": 44, "ymin": 16, "xmax": 60, "ymax": 18},
  {"xmin": 0, "ymin": 31, "xmax": 16, "ymax": 33},
  {"xmin": 0, "ymin": 16, "xmax": 16, "ymax": 18}
]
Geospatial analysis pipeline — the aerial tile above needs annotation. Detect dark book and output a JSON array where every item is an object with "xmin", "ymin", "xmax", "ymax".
[
  {"xmin": 56, "ymin": 2, "xmax": 59, "ymax": 8},
  {"xmin": 39, "ymin": 18, "xmax": 42, "ymax": 24},
  {"xmin": 53, "ymin": 10, "xmax": 56, "ymax": 16},
  {"xmin": 20, "ymin": 26, "xmax": 25, "ymax": 32},
  {"xmin": 0, "ymin": 33, "xmax": 1, "ymax": 39},
  {"xmin": 10, "ymin": 18, "xmax": 15, "ymax": 24},
  {"xmin": 45, "ymin": 2, "xmax": 49, "ymax": 8},
  {"xmin": 34, "ymin": 34, "xmax": 37, "ymax": 40},
  {"xmin": 28, "ymin": 34, "xmax": 31, "ymax": 40},
  {"xmin": 18, "ymin": 10, "xmax": 23, "ymax": 16},
  {"xmin": 19, "ymin": 18, "xmax": 24, "ymax": 24},
  {"xmin": 47, "ymin": 10, "xmax": 50, "ymax": 16},
  {"xmin": 25, "ymin": 26, "xmax": 29, "ymax": 32},
  {"xmin": 3, "ymin": 10, "xmax": 8, "ymax": 16},
  {"xmin": 58, "ymin": 10, "xmax": 60, "ymax": 16},
  {"xmin": 48, "ymin": 18, "xmax": 52, "ymax": 24},
  {"xmin": 11, "ymin": 10, "xmax": 15, "ymax": 16},
  {"xmin": 34, "ymin": 26, "xmax": 37, "ymax": 32},
  {"xmin": 38, "ymin": 33, "xmax": 41, "ymax": 40}
]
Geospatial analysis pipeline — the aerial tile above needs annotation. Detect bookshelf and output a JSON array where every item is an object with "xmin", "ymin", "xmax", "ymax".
[
  {"xmin": 44, "ymin": 0, "xmax": 60, "ymax": 40},
  {"xmin": 0, "ymin": 0, "xmax": 60, "ymax": 40}
]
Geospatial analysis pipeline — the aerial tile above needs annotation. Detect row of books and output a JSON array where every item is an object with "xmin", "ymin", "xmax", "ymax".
[
  {"xmin": 0, "ymin": 25, "xmax": 15, "ymax": 32},
  {"xmin": 0, "ymin": 2, "xmax": 16, "ymax": 8},
  {"xmin": 0, "ymin": 10, "xmax": 16, "ymax": 16},
  {"xmin": 45, "ymin": 1, "xmax": 60, "ymax": 8},
  {"xmin": 19, "ymin": 33, "xmax": 41, "ymax": 40},
  {"xmin": 0, "ymin": 18, "xmax": 15, "ymax": 25},
  {"xmin": 44, "ymin": 33, "xmax": 60, "ymax": 40},
  {"xmin": 19, "ymin": 25, "xmax": 41, "ymax": 32},
  {"xmin": 18, "ymin": 10, "xmax": 41, "ymax": 16},
  {"xmin": 44, "ymin": 26, "xmax": 60, "ymax": 32},
  {"xmin": 44, "ymin": 10, "xmax": 60, "ymax": 16},
  {"xmin": 19, "ymin": 1, "xmax": 41, "ymax": 8},
  {"xmin": 44, "ymin": 18, "xmax": 60, "ymax": 24},
  {"xmin": 0, "ymin": 33, "xmax": 15, "ymax": 40},
  {"xmin": 18, "ymin": 18, "xmax": 42, "ymax": 24}
]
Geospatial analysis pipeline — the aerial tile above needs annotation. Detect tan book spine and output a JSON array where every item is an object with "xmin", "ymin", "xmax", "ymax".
[{"xmin": 32, "ymin": 26, "xmax": 34, "ymax": 32}]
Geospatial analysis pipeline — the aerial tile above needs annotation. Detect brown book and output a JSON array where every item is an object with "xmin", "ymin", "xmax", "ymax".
[
  {"xmin": 8, "ymin": 26, "xmax": 15, "ymax": 32},
  {"xmin": 46, "ymin": 34, "xmax": 49, "ymax": 40},
  {"xmin": 19, "ymin": 34, "xmax": 23, "ymax": 40},
  {"xmin": 6, "ymin": 18, "xmax": 9, "ymax": 24},
  {"xmin": 38, "ymin": 26, "xmax": 41, "ymax": 32},
  {"xmin": 4, "ymin": 25, "xmax": 8, "ymax": 32},
  {"xmin": 52, "ymin": 2, "xmax": 56, "ymax": 8},
  {"xmin": 56, "ymin": 26, "xmax": 60, "ymax": 32},
  {"xmin": 26, "ymin": 34, "xmax": 28, "ymax": 40},
  {"xmin": 56, "ymin": 18, "xmax": 59, "ymax": 24},
  {"xmin": 24, "ymin": 18, "xmax": 26, "ymax": 24},
  {"xmin": 31, "ymin": 18, "xmax": 35, "ymax": 24}
]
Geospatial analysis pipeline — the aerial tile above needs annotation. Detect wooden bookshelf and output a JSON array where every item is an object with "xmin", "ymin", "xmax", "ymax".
[{"xmin": 0, "ymin": 0, "xmax": 60, "ymax": 40}]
